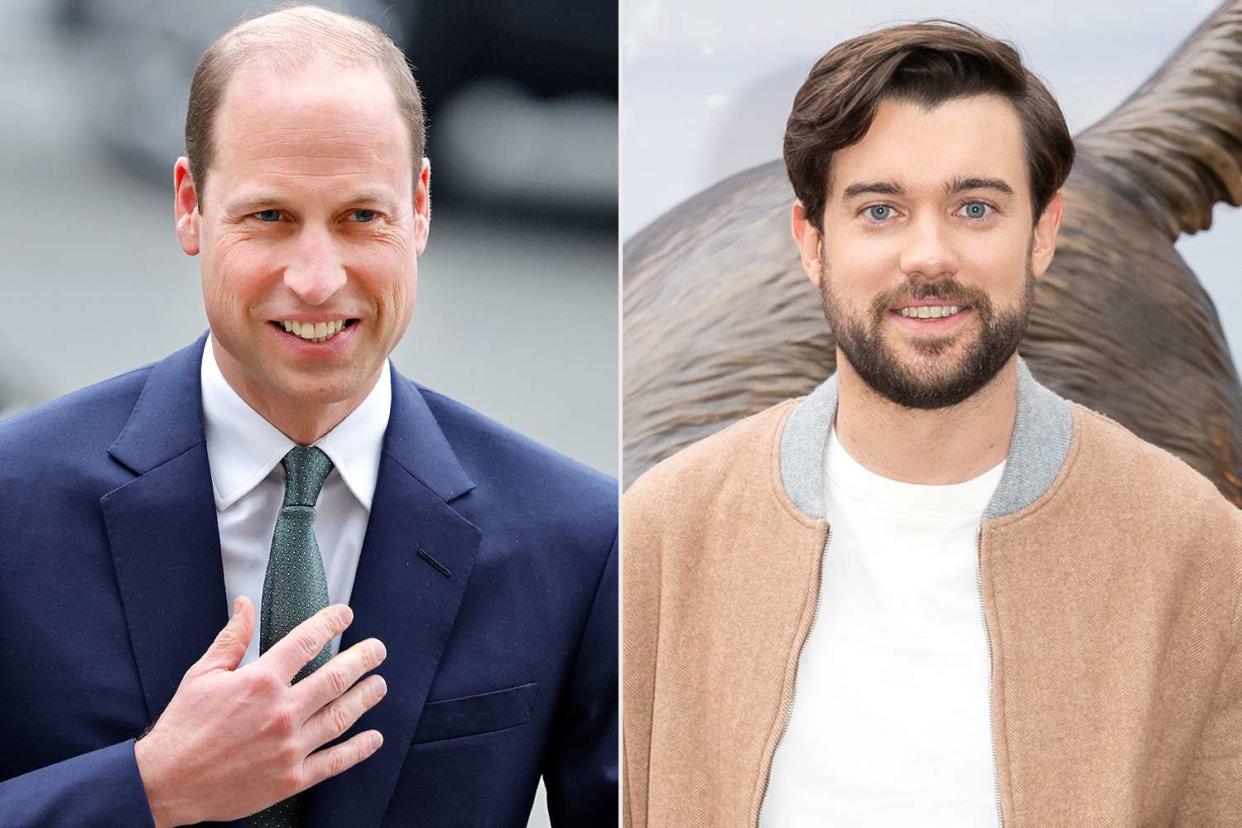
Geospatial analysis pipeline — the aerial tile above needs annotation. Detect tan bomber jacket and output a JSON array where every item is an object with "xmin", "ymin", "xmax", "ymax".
[{"xmin": 624, "ymin": 361, "xmax": 1242, "ymax": 826}]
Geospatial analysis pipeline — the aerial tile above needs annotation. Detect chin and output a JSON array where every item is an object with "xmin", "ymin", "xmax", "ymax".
[
  {"xmin": 886, "ymin": 332, "xmax": 965, "ymax": 364},
  {"xmin": 269, "ymin": 370, "xmax": 372, "ymax": 406}
]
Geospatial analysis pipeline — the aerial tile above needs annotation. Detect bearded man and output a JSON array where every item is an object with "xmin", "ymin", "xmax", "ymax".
[{"xmin": 623, "ymin": 21, "xmax": 1242, "ymax": 827}]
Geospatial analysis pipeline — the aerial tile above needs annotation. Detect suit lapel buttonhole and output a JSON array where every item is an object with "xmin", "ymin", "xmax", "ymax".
[{"xmin": 417, "ymin": 547, "xmax": 453, "ymax": 578}]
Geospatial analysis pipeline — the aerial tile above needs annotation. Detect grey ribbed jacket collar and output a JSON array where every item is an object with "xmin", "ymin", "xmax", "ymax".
[{"xmin": 779, "ymin": 358, "xmax": 1074, "ymax": 521}]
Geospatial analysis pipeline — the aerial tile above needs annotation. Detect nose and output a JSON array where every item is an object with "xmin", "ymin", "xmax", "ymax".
[
  {"xmin": 283, "ymin": 227, "xmax": 347, "ymax": 306},
  {"xmin": 898, "ymin": 212, "xmax": 959, "ymax": 281}
]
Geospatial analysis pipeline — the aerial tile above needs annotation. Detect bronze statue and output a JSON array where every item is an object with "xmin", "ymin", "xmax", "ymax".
[{"xmin": 623, "ymin": 0, "xmax": 1242, "ymax": 506}]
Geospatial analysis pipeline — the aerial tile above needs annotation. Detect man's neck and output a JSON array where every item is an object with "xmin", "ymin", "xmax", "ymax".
[
  {"xmin": 248, "ymin": 395, "xmax": 367, "ymax": 447},
  {"xmin": 833, "ymin": 352, "xmax": 1018, "ymax": 485},
  {"xmin": 211, "ymin": 341, "xmax": 379, "ymax": 446}
]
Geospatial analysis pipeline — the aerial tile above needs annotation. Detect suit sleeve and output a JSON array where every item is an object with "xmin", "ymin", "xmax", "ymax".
[
  {"xmin": 542, "ymin": 532, "xmax": 618, "ymax": 826},
  {"xmin": 0, "ymin": 739, "xmax": 157, "ymax": 827}
]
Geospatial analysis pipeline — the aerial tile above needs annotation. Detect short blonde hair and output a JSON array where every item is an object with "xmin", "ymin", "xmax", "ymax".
[{"xmin": 184, "ymin": 4, "xmax": 425, "ymax": 204}]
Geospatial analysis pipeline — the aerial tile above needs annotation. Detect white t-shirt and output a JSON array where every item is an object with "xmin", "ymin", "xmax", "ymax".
[{"xmin": 761, "ymin": 425, "xmax": 1005, "ymax": 827}]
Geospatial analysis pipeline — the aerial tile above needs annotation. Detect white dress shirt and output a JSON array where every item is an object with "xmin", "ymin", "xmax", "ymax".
[
  {"xmin": 200, "ymin": 335, "xmax": 391, "ymax": 667},
  {"xmin": 762, "ymin": 424, "xmax": 1005, "ymax": 827}
]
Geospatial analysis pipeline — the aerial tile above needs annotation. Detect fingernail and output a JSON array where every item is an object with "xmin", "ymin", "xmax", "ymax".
[
  {"xmin": 232, "ymin": 597, "xmax": 241, "ymax": 617},
  {"xmin": 371, "ymin": 731, "xmax": 384, "ymax": 749}
]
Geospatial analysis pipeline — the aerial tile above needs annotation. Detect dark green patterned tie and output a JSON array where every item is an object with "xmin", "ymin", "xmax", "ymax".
[{"xmin": 254, "ymin": 446, "xmax": 335, "ymax": 828}]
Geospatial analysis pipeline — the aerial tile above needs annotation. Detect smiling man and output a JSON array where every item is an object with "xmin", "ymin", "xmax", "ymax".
[
  {"xmin": 0, "ymin": 7, "xmax": 616, "ymax": 828},
  {"xmin": 624, "ymin": 21, "xmax": 1241, "ymax": 827}
]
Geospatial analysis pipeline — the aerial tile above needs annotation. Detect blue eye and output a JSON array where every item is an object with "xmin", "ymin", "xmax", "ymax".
[
  {"xmin": 961, "ymin": 201, "xmax": 992, "ymax": 220},
  {"xmin": 255, "ymin": 209, "xmax": 281, "ymax": 222},
  {"xmin": 352, "ymin": 209, "xmax": 379, "ymax": 223},
  {"xmin": 865, "ymin": 205, "xmax": 893, "ymax": 221}
]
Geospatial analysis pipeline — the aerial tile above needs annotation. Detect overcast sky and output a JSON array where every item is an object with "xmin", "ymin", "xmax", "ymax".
[{"xmin": 620, "ymin": 0, "xmax": 1242, "ymax": 369}]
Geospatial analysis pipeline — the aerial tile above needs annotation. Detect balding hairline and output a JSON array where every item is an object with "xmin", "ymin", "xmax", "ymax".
[
  {"xmin": 185, "ymin": 4, "xmax": 425, "ymax": 207},
  {"xmin": 222, "ymin": 6, "xmax": 389, "ymax": 73}
]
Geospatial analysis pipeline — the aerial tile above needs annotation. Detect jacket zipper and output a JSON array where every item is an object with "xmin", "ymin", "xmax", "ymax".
[
  {"xmin": 977, "ymin": 527, "xmax": 1004, "ymax": 827},
  {"xmin": 754, "ymin": 528, "xmax": 831, "ymax": 827}
]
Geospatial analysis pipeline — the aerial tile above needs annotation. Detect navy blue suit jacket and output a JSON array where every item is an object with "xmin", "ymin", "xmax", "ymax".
[{"xmin": 0, "ymin": 336, "xmax": 617, "ymax": 827}]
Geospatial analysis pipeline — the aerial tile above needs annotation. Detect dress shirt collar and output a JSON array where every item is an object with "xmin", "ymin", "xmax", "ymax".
[{"xmin": 201, "ymin": 335, "xmax": 392, "ymax": 511}]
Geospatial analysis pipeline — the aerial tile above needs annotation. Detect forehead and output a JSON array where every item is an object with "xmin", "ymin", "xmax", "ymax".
[
  {"xmin": 208, "ymin": 57, "xmax": 411, "ymax": 200},
  {"xmin": 829, "ymin": 94, "xmax": 1027, "ymax": 199}
]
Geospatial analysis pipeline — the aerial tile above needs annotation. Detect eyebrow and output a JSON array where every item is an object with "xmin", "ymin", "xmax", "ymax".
[
  {"xmin": 224, "ymin": 193, "xmax": 283, "ymax": 214},
  {"xmin": 225, "ymin": 189, "xmax": 399, "ymax": 214},
  {"xmin": 947, "ymin": 176, "xmax": 1015, "ymax": 196},
  {"xmin": 840, "ymin": 176, "xmax": 1016, "ymax": 201},
  {"xmin": 338, "ymin": 189, "xmax": 399, "ymax": 208},
  {"xmin": 841, "ymin": 180, "xmax": 903, "ymax": 200}
]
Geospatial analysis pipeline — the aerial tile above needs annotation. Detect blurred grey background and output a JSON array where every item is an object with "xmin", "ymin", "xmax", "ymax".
[
  {"xmin": 621, "ymin": 0, "xmax": 1242, "ymax": 370},
  {"xmin": 0, "ymin": 0, "xmax": 616, "ymax": 824}
]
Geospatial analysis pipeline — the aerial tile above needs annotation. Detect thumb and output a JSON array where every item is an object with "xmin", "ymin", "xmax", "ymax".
[{"xmin": 197, "ymin": 595, "xmax": 255, "ymax": 672}]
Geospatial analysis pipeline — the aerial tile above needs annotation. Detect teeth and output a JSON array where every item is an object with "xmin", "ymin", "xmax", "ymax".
[
  {"xmin": 278, "ymin": 319, "xmax": 349, "ymax": 342},
  {"xmin": 898, "ymin": 305, "xmax": 960, "ymax": 319}
]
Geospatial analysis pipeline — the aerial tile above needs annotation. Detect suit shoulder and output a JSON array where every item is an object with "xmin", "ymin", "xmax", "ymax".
[
  {"xmin": 415, "ymin": 381, "xmax": 615, "ymax": 510},
  {"xmin": 0, "ymin": 365, "xmax": 151, "ymax": 460},
  {"xmin": 626, "ymin": 398, "xmax": 798, "ymax": 511},
  {"xmin": 0, "ymin": 364, "xmax": 153, "ymax": 518}
]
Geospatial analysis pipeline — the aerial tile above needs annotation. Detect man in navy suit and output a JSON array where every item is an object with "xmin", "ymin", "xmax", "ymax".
[{"xmin": 0, "ymin": 6, "xmax": 616, "ymax": 827}]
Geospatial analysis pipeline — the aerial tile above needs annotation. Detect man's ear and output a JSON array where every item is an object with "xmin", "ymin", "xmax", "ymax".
[
  {"xmin": 413, "ymin": 158, "xmax": 431, "ymax": 256},
  {"xmin": 1030, "ymin": 190, "xmax": 1063, "ymax": 279},
  {"xmin": 791, "ymin": 201, "xmax": 825, "ymax": 288},
  {"xmin": 173, "ymin": 157, "xmax": 201, "ymax": 256}
]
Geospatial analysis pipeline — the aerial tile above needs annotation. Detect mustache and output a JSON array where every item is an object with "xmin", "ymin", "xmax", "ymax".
[{"xmin": 869, "ymin": 279, "xmax": 993, "ymax": 318}]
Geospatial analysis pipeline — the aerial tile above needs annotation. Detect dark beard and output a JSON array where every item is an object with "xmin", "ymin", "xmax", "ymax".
[{"xmin": 820, "ymin": 266, "xmax": 1035, "ymax": 410}]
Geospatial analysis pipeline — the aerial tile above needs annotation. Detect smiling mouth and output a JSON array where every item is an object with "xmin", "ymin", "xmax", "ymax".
[
  {"xmin": 271, "ymin": 318, "xmax": 359, "ymax": 344},
  {"xmin": 891, "ymin": 304, "xmax": 971, "ymax": 320}
]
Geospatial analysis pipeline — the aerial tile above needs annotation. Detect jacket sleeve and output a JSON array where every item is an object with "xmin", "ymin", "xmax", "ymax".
[
  {"xmin": 542, "ymin": 533, "xmax": 618, "ymax": 826},
  {"xmin": 1173, "ymin": 628, "xmax": 1242, "ymax": 825},
  {"xmin": 1173, "ymin": 511, "xmax": 1242, "ymax": 827},
  {"xmin": 621, "ymin": 480, "xmax": 661, "ymax": 828},
  {"xmin": 0, "ymin": 739, "xmax": 157, "ymax": 827}
]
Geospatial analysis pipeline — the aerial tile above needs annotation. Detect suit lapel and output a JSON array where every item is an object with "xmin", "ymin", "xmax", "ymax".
[
  {"xmin": 102, "ymin": 343, "xmax": 479, "ymax": 825},
  {"xmin": 101, "ymin": 335, "xmax": 229, "ymax": 723},
  {"xmin": 303, "ymin": 370, "xmax": 480, "ymax": 827}
]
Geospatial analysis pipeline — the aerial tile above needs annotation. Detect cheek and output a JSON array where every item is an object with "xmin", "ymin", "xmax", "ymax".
[
  {"xmin": 960, "ymin": 233, "xmax": 1028, "ymax": 288},
  {"xmin": 823, "ymin": 236, "xmax": 893, "ymax": 294},
  {"xmin": 201, "ymin": 238, "xmax": 276, "ymax": 318},
  {"xmin": 386, "ymin": 265, "xmax": 418, "ymax": 328},
  {"xmin": 355, "ymin": 241, "xmax": 416, "ymax": 313}
]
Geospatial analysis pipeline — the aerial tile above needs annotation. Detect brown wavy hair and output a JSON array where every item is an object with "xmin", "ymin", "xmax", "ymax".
[{"xmin": 783, "ymin": 20, "xmax": 1075, "ymax": 228}]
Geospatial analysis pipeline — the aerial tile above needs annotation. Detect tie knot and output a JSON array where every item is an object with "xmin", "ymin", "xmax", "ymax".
[{"xmin": 281, "ymin": 446, "xmax": 334, "ymax": 507}]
